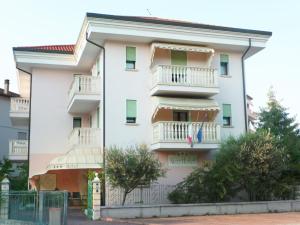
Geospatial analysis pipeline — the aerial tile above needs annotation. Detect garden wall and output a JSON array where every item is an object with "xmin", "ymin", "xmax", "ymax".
[{"xmin": 101, "ymin": 200, "xmax": 300, "ymax": 219}]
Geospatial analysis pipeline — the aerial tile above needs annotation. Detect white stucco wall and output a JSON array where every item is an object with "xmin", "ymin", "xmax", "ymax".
[
  {"xmin": 104, "ymin": 41, "xmax": 153, "ymax": 148},
  {"xmin": 212, "ymin": 51, "xmax": 246, "ymax": 139},
  {"xmin": 30, "ymin": 68, "xmax": 75, "ymax": 176}
]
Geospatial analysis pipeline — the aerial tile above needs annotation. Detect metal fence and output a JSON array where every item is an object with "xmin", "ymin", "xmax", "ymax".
[
  {"xmin": 105, "ymin": 184, "xmax": 176, "ymax": 206},
  {"xmin": 0, "ymin": 191, "xmax": 68, "ymax": 225}
]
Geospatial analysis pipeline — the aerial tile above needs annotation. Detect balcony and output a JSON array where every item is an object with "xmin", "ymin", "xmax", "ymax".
[
  {"xmin": 152, "ymin": 121, "xmax": 220, "ymax": 150},
  {"xmin": 8, "ymin": 140, "xmax": 28, "ymax": 161},
  {"xmin": 68, "ymin": 128, "xmax": 101, "ymax": 149},
  {"xmin": 46, "ymin": 128, "xmax": 102, "ymax": 171},
  {"xmin": 67, "ymin": 75, "xmax": 101, "ymax": 113},
  {"xmin": 151, "ymin": 65, "xmax": 219, "ymax": 97},
  {"xmin": 10, "ymin": 97, "xmax": 30, "ymax": 127}
]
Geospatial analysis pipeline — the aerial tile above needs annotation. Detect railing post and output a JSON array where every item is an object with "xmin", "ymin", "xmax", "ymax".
[{"xmin": 0, "ymin": 177, "xmax": 10, "ymax": 219}]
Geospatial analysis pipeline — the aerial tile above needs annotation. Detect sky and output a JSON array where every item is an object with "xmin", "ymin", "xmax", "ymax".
[{"xmin": 0, "ymin": 0, "xmax": 299, "ymax": 119}]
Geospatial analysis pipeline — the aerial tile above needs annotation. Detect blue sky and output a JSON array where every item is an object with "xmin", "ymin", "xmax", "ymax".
[{"xmin": 0, "ymin": 0, "xmax": 299, "ymax": 119}]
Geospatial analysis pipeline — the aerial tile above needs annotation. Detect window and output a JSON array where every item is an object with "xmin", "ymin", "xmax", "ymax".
[
  {"xmin": 126, "ymin": 100, "xmax": 137, "ymax": 123},
  {"xmin": 220, "ymin": 54, "xmax": 229, "ymax": 75},
  {"xmin": 171, "ymin": 50, "xmax": 187, "ymax": 66},
  {"xmin": 173, "ymin": 111, "xmax": 188, "ymax": 122},
  {"xmin": 18, "ymin": 132, "xmax": 27, "ymax": 140},
  {"xmin": 97, "ymin": 107, "xmax": 100, "ymax": 128},
  {"xmin": 96, "ymin": 58, "xmax": 100, "ymax": 76},
  {"xmin": 126, "ymin": 46, "xmax": 136, "ymax": 69},
  {"xmin": 222, "ymin": 104, "xmax": 232, "ymax": 126},
  {"xmin": 73, "ymin": 117, "xmax": 82, "ymax": 128}
]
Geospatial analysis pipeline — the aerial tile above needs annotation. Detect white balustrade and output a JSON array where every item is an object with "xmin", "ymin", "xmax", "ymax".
[
  {"xmin": 10, "ymin": 98, "xmax": 30, "ymax": 113},
  {"xmin": 153, "ymin": 121, "xmax": 220, "ymax": 144},
  {"xmin": 152, "ymin": 65, "xmax": 218, "ymax": 88},
  {"xmin": 9, "ymin": 140, "xmax": 28, "ymax": 159},
  {"xmin": 68, "ymin": 128, "xmax": 101, "ymax": 147},
  {"xmin": 68, "ymin": 75, "xmax": 100, "ymax": 101}
]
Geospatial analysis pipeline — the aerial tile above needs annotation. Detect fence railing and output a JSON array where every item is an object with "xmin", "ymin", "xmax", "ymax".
[
  {"xmin": 8, "ymin": 140, "xmax": 28, "ymax": 160},
  {"xmin": 10, "ymin": 98, "xmax": 30, "ymax": 114},
  {"xmin": 105, "ymin": 184, "xmax": 176, "ymax": 206},
  {"xmin": 0, "ymin": 191, "xmax": 68, "ymax": 225},
  {"xmin": 68, "ymin": 75, "xmax": 100, "ymax": 102},
  {"xmin": 152, "ymin": 65, "xmax": 218, "ymax": 88},
  {"xmin": 153, "ymin": 121, "xmax": 221, "ymax": 144},
  {"xmin": 68, "ymin": 128, "xmax": 101, "ymax": 147}
]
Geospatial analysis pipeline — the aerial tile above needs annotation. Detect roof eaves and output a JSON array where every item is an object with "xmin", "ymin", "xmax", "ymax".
[
  {"xmin": 86, "ymin": 13, "xmax": 272, "ymax": 36},
  {"xmin": 12, "ymin": 47, "xmax": 74, "ymax": 55}
]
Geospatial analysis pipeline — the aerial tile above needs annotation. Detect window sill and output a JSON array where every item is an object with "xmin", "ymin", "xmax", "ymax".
[
  {"xmin": 222, "ymin": 125, "xmax": 234, "ymax": 128},
  {"xmin": 220, "ymin": 75, "xmax": 232, "ymax": 78},
  {"xmin": 125, "ymin": 123, "xmax": 139, "ymax": 126},
  {"xmin": 125, "ymin": 68, "xmax": 139, "ymax": 72}
]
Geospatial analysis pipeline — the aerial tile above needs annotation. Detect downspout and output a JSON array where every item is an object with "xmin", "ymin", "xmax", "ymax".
[
  {"xmin": 86, "ymin": 33, "xmax": 106, "ymax": 206},
  {"xmin": 16, "ymin": 67, "xmax": 32, "ymax": 188},
  {"xmin": 241, "ymin": 38, "xmax": 252, "ymax": 132}
]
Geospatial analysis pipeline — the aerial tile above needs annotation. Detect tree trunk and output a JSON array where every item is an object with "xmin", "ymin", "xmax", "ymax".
[{"xmin": 122, "ymin": 191, "xmax": 128, "ymax": 206}]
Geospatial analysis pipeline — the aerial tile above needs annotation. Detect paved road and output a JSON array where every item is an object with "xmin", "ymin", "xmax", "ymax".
[
  {"xmin": 128, "ymin": 212, "xmax": 300, "ymax": 225},
  {"xmin": 68, "ymin": 209, "xmax": 300, "ymax": 225}
]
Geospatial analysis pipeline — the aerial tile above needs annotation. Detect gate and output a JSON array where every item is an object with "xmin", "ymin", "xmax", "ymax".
[
  {"xmin": 87, "ymin": 180, "xmax": 93, "ymax": 220},
  {"xmin": 0, "ymin": 191, "xmax": 68, "ymax": 225}
]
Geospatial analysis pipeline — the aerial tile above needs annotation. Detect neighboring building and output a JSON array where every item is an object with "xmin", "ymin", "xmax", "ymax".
[
  {"xmin": 12, "ymin": 13, "xmax": 271, "ymax": 199},
  {"xmin": 247, "ymin": 94, "xmax": 258, "ymax": 131},
  {"xmin": 0, "ymin": 79, "xmax": 28, "ymax": 175}
]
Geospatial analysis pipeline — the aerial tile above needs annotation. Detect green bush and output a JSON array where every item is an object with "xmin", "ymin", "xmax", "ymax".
[{"xmin": 169, "ymin": 131, "xmax": 293, "ymax": 203}]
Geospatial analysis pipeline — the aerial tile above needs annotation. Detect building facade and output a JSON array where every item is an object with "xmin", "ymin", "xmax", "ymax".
[
  {"xmin": 12, "ymin": 13, "xmax": 271, "ymax": 200},
  {"xmin": 0, "ymin": 79, "xmax": 28, "ymax": 175}
]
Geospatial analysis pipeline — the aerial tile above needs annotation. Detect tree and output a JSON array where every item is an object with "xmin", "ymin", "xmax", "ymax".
[
  {"xmin": 0, "ymin": 158, "xmax": 13, "ymax": 181},
  {"xmin": 169, "ymin": 132, "xmax": 290, "ymax": 203},
  {"xmin": 258, "ymin": 87, "xmax": 300, "ymax": 164},
  {"xmin": 10, "ymin": 162, "xmax": 29, "ymax": 190},
  {"xmin": 106, "ymin": 145, "xmax": 165, "ymax": 205}
]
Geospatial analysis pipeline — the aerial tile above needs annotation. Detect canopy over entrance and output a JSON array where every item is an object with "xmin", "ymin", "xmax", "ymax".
[
  {"xmin": 152, "ymin": 97, "xmax": 219, "ymax": 121},
  {"xmin": 47, "ymin": 148, "xmax": 103, "ymax": 171}
]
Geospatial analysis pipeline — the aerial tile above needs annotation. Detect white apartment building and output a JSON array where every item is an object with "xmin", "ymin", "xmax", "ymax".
[{"xmin": 12, "ymin": 13, "xmax": 271, "ymax": 199}]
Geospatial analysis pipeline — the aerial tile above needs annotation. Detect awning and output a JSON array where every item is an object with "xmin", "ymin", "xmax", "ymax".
[
  {"xmin": 47, "ymin": 148, "xmax": 103, "ymax": 171},
  {"xmin": 152, "ymin": 97, "xmax": 219, "ymax": 119},
  {"xmin": 151, "ymin": 42, "xmax": 215, "ymax": 65}
]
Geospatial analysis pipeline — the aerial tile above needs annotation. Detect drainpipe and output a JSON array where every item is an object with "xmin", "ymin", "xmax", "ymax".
[
  {"xmin": 86, "ymin": 32, "xmax": 106, "ymax": 206},
  {"xmin": 241, "ymin": 38, "xmax": 252, "ymax": 132},
  {"xmin": 16, "ymin": 67, "xmax": 32, "ymax": 188}
]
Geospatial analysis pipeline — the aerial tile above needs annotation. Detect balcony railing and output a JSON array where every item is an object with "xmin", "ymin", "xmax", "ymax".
[
  {"xmin": 152, "ymin": 65, "xmax": 218, "ymax": 88},
  {"xmin": 68, "ymin": 75, "xmax": 100, "ymax": 102},
  {"xmin": 153, "ymin": 121, "xmax": 220, "ymax": 144},
  {"xmin": 9, "ymin": 140, "xmax": 28, "ymax": 160},
  {"xmin": 10, "ymin": 98, "xmax": 30, "ymax": 114},
  {"xmin": 68, "ymin": 128, "xmax": 101, "ymax": 148}
]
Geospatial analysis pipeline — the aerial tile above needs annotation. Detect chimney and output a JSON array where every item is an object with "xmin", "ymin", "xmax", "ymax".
[{"xmin": 4, "ymin": 79, "xmax": 9, "ymax": 94}]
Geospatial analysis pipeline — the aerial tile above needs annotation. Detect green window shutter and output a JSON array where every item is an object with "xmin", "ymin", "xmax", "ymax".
[
  {"xmin": 126, "ymin": 100, "xmax": 137, "ymax": 118},
  {"xmin": 171, "ymin": 50, "xmax": 187, "ymax": 66},
  {"xmin": 126, "ymin": 47, "xmax": 136, "ymax": 61},
  {"xmin": 223, "ymin": 104, "xmax": 232, "ymax": 117},
  {"xmin": 220, "ymin": 54, "xmax": 229, "ymax": 63}
]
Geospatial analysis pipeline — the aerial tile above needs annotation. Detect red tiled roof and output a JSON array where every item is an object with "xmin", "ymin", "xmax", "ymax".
[{"xmin": 13, "ymin": 44, "xmax": 75, "ymax": 54}]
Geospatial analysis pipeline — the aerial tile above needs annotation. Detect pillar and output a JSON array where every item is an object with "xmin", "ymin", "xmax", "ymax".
[
  {"xmin": 0, "ymin": 177, "xmax": 10, "ymax": 219},
  {"xmin": 92, "ymin": 172, "xmax": 101, "ymax": 220}
]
